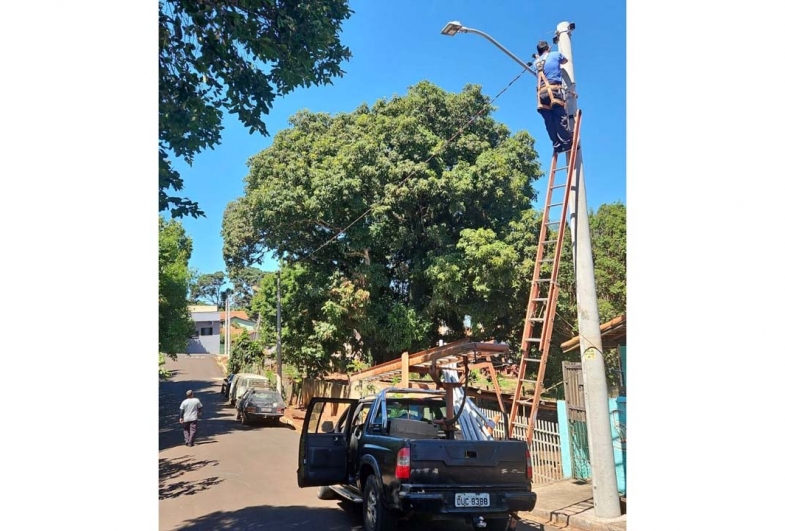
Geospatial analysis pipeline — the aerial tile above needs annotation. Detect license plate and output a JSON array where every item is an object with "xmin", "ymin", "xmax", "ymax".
[
  {"xmin": 245, "ymin": 407, "xmax": 257, "ymax": 413},
  {"xmin": 455, "ymin": 493, "xmax": 490, "ymax": 508}
]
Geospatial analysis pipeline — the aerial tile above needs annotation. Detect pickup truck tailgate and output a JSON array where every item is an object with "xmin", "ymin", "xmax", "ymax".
[{"xmin": 409, "ymin": 440, "xmax": 530, "ymax": 486}]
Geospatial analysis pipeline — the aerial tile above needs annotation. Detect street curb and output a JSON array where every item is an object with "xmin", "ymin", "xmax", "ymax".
[
  {"xmin": 525, "ymin": 507, "xmax": 626, "ymax": 531},
  {"xmin": 281, "ymin": 416, "xmax": 300, "ymax": 431}
]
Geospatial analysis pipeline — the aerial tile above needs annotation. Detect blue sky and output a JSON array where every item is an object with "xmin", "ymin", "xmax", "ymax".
[{"xmin": 171, "ymin": 0, "xmax": 626, "ymax": 277}]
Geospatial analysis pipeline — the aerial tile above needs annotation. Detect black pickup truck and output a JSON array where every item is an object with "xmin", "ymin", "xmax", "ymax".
[{"xmin": 296, "ymin": 388, "xmax": 536, "ymax": 531}]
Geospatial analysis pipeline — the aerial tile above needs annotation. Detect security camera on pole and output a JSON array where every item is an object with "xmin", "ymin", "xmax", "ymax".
[{"xmin": 555, "ymin": 21, "xmax": 620, "ymax": 519}]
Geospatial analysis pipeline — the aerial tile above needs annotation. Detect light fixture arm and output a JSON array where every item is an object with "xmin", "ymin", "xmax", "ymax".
[{"xmin": 458, "ymin": 26, "xmax": 537, "ymax": 77}]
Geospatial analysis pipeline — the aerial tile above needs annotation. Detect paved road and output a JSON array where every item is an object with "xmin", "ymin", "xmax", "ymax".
[{"xmin": 158, "ymin": 355, "xmax": 565, "ymax": 531}]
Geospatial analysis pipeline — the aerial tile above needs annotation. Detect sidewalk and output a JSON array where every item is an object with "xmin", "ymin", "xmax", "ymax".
[{"xmin": 520, "ymin": 479, "xmax": 626, "ymax": 531}]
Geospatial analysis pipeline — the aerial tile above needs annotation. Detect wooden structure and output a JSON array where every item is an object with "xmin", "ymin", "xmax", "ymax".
[{"xmin": 348, "ymin": 338, "xmax": 510, "ymax": 434}]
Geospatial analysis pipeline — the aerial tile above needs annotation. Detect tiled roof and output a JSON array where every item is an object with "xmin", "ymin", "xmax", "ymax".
[{"xmin": 219, "ymin": 310, "xmax": 250, "ymax": 321}]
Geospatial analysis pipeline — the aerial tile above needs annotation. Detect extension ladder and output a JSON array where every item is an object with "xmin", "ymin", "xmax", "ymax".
[{"xmin": 508, "ymin": 110, "xmax": 583, "ymax": 443}]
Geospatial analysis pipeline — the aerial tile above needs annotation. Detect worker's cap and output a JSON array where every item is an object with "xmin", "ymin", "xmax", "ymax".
[{"xmin": 186, "ymin": 390, "xmax": 193, "ymax": 397}]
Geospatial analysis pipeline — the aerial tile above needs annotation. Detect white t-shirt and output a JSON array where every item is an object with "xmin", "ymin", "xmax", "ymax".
[{"xmin": 180, "ymin": 397, "xmax": 202, "ymax": 422}]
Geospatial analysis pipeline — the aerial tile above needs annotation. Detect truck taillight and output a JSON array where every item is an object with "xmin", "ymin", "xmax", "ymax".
[
  {"xmin": 395, "ymin": 447, "xmax": 411, "ymax": 480},
  {"xmin": 526, "ymin": 448, "xmax": 532, "ymax": 479}
]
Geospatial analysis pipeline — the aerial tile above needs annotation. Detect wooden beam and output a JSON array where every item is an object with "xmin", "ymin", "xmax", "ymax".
[
  {"xmin": 348, "ymin": 339, "xmax": 509, "ymax": 382},
  {"xmin": 560, "ymin": 314, "xmax": 626, "ymax": 353}
]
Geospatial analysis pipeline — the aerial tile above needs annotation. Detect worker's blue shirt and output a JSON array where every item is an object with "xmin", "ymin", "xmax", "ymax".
[{"xmin": 535, "ymin": 51, "xmax": 565, "ymax": 87}]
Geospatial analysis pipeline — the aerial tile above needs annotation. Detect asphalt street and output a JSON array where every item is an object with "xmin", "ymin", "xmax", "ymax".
[{"xmin": 158, "ymin": 354, "xmax": 563, "ymax": 531}]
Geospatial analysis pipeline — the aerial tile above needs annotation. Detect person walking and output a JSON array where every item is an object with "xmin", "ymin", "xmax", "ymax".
[
  {"xmin": 179, "ymin": 390, "xmax": 203, "ymax": 447},
  {"xmin": 533, "ymin": 40, "xmax": 573, "ymax": 153}
]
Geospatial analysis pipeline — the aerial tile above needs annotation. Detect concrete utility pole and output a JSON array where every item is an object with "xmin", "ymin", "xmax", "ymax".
[
  {"xmin": 556, "ymin": 21, "xmax": 620, "ymax": 518},
  {"xmin": 225, "ymin": 296, "xmax": 231, "ymax": 360},
  {"xmin": 276, "ymin": 268, "xmax": 283, "ymax": 395}
]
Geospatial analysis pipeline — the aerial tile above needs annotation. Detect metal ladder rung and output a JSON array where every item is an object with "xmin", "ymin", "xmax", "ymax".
[
  {"xmin": 525, "ymin": 338, "xmax": 542, "ymax": 343},
  {"xmin": 554, "ymin": 166, "xmax": 568, "ymax": 171},
  {"xmin": 521, "ymin": 358, "xmax": 542, "ymax": 363},
  {"xmin": 543, "ymin": 239, "xmax": 558, "ymax": 244},
  {"xmin": 550, "ymin": 184, "xmax": 567, "ymax": 190},
  {"xmin": 533, "ymin": 297, "xmax": 548, "ymax": 302},
  {"xmin": 533, "ymin": 279, "xmax": 550, "ymax": 283},
  {"xmin": 549, "ymin": 202, "xmax": 564, "ymax": 208},
  {"xmin": 546, "ymin": 220, "xmax": 561, "ymax": 225},
  {"xmin": 528, "ymin": 317, "xmax": 545, "ymax": 322},
  {"xmin": 539, "ymin": 258, "xmax": 555, "ymax": 263},
  {"xmin": 520, "ymin": 379, "xmax": 539, "ymax": 384},
  {"xmin": 517, "ymin": 400, "xmax": 534, "ymax": 406}
]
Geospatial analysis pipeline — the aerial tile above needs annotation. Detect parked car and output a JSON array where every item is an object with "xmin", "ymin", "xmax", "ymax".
[
  {"xmin": 297, "ymin": 388, "xmax": 536, "ymax": 531},
  {"xmin": 228, "ymin": 373, "xmax": 270, "ymax": 406},
  {"xmin": 221, "ymin": 373, "xmax": 235, "ymax": 397},
  {"xmin": 236, "ymin": 387, "xmax": 285, "ymax": 425}
]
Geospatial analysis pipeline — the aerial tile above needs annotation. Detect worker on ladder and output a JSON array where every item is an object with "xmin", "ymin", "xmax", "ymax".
[{"xmin": 533, "ymin": 40, "xmax": 573, "ymax": 153}]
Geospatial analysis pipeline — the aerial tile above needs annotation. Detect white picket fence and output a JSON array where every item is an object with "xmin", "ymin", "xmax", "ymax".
[{"xmin": 477, "ymin": 406, "xmax": 564, "ymax": 485}]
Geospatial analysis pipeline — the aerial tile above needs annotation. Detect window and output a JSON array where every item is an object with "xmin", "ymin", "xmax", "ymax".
[
  {"xmin": 352, "ymin": 403, "xmax": 371, "ymax": 432},
  {"xmin": 200, "ymin": 327, "xmax": 213, "ymax": 336}
]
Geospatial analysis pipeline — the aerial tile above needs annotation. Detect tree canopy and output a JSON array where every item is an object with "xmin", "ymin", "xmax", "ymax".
[
  {"xmin": 228, "ymin": 266, "xmax": 265, "ymax": 312},
  {"xmin": 159, "ymin": 216, "xmax": 194, "ymax": 357},
  {"xmin": 190, "ymin": 271, "xmax": 228, "ymax": 306},
  {"xmin": 159, "ymin": 0, "xmax": 353, "ymax": 218},
  {"xmin": 224, "ymin": 81, "xmax": 546, "ymax": 371}
]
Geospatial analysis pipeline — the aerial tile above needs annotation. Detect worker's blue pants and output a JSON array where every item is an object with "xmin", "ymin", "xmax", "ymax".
[{"xmin": 538, "ymin": 103, "xmax": 573, "ymax": 153}]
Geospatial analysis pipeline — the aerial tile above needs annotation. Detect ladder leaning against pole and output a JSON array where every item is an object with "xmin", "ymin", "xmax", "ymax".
[{"xmin": 508, "ymin": 110, "xmax": 583, "ymax": 444}]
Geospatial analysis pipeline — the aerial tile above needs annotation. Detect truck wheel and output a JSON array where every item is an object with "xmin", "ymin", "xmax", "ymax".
[
  {"xmin": 363, "ymin": 475, "xmax": 396, "ymax": 531},
  {"xmin": 317, "ymin": 485, "xmax": 337, "ymax": 500}
]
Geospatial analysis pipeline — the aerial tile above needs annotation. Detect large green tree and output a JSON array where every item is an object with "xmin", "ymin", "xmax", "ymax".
[
  {"xmin": 228, "ymin": 266, "xmax": 265, "ymax": 312},
  {"xmin": 159, "ymin": 216, "xmax": 194, "ymax": 357},
  {"xmin": 224, "ymin": 81, "xmax": 545, "ymax": 372},
  {"xmin": 190, "ymin": 271, "xmax": 228, "ymax": 306},
  {"xmin": 159, "ymin": 0, "xmax": 353, "ymax": 218}
]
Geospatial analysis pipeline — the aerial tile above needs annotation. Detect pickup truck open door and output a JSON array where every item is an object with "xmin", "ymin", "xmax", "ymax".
[{"xmin": 297, "ymin": 397, "xmax": 358, "ymax": 488}]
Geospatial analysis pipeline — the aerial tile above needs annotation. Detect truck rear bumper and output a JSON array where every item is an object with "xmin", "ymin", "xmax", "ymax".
[{"xmin": 397, "ymin": 486, "xmax": 537, "ymax": 515}]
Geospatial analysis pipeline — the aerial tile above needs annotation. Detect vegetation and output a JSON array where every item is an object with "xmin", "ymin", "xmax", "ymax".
[
  {"xmin": 223, "ymin": 81, "xmax": 545, "ymax": 376},
  {"xmin": 542, "ymin": 202, "xmax": 627, "ymax": 393},
  {"xmin": 227, "ymin": 329, "xmax": 266, "ymax": 375},
  {"xmin": 159, "ymin": 216, "xmax": 194, "ymax": 359},
  {"xmin": 159, "ymin": 0, "xmax": 354, "ymax": 218},
  {"xmin": 190, "ymin": 271, "xmax": 229, "ymax": 306}
]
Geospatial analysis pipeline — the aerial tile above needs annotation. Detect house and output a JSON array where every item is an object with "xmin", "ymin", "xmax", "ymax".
[
  {"xmin": 220, "ymin": 310, "xmax": 256, "ymax": 330},
  {"xmin": 186, "ymin": 306, "xmax": 221, "ymax": 354},
  {"xmin": 220, "ymin": 310, "xmax": 258, "ymax": 340}
]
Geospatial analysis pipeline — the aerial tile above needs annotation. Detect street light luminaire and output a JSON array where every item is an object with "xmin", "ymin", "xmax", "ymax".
[
  {"xmin": 440, "ymin": 21, "xmax": 464, "ymax": 37},
  {"xmin": 439, "ymin": 20, "xmax": 536, "ymax": 76}
]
